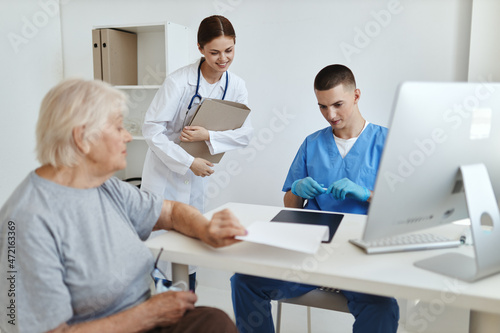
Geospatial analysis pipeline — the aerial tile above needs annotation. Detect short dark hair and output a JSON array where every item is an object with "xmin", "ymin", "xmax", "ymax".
[
  {"xmin": 197, "ymin": 15, "xmax": 236, "ymax": 48},
  {"xmin": 314, "ymin": 64, "xmax": 356, "ymax": 91}
]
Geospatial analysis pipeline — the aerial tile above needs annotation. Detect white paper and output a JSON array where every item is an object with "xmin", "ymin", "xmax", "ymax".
[{"xmin": 235, "ymin": 221, "xmax": 329, "ymax": 254}]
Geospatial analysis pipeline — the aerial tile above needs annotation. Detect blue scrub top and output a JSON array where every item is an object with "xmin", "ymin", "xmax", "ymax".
[{"xmin": 282, "ymin": 123, "xmax": 387, "ymax": 215}]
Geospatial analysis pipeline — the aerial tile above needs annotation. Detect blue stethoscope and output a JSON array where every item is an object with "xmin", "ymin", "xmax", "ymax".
[{"xmin": 187, "ymin": 58, "xmax": 228, "ymax": 110}]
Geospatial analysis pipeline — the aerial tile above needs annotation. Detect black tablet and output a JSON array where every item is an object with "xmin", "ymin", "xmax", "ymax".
[{"xmin": 270, "ymin": 210, "xmax": 344, "ymax": 243}]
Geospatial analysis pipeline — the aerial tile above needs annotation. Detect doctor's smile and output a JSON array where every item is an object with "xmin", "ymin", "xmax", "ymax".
[{"xmin": 217, "ymin": 61, "xmax": 229, "ymax": 68}]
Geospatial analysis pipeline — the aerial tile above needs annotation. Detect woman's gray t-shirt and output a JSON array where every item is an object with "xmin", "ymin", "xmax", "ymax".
[{"xmin": 0, "ymin": 172, "xmax": 163, "ymax": 333}]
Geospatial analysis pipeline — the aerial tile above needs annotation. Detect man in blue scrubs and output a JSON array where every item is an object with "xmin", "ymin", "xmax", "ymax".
[{"xmin": 231, "ymin": 64, "xmax": 399, "ymax": 332}]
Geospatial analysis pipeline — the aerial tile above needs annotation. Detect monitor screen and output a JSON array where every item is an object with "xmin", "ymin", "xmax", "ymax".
[{"xmin": 361, "ymin": 81, "xmax": 500, "ymax": 281}]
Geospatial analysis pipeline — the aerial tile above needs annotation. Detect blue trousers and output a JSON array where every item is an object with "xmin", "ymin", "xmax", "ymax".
[{"xmin": 231, "ymin": 273, "xmax": 399, "ymax": 333}]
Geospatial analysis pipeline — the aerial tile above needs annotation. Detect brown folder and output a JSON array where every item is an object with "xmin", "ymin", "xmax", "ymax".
[
  {"xmin": 92, "ymin": 28, "xmax": 137, "ymax": 85},
  {"xmin": 179, "ymin": 99, "xmax": 251, "ymax": 163},
  {"xmin": 92, "ymin": 29, "xmax": 102, "ymax": 80}
]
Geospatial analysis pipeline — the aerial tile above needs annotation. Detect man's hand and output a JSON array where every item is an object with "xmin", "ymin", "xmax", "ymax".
[
  {"xmin": 326, "ymin": 178, "xmax": 370, "ymax": 202},
  {"xmin": 190, "ymin": 157, "xmax": 214, "ymax": 177},
  {"xmin": 291, "ymin": 177, "xmax": 326, "ymax": 199},
  {"xmin": 201, "ymin": 209, "xmax": 247, "ymax": 248},
  {"xmin": 180, "ymin": 126, "xmax": 210, "ymax": 142}
]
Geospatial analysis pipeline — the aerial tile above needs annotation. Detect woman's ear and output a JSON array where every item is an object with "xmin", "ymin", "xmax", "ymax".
[
  {"xmin": 198, "ymin": 43, "xmax": 204, "ymax": 54},
  {"xmin": 73, "ymin": 126, "xmax": 90, "ymax": 154}
]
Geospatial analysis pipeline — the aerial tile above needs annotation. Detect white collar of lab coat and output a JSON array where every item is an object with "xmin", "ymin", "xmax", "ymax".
[{"xmin": 187, "ymin": 57, "xmax": 229, "ymax": 95}]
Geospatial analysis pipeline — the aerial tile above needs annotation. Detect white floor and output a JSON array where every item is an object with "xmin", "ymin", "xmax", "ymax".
[{"xmin": 195, "ymin": 267, "xmax": 470, "ymax": 333}]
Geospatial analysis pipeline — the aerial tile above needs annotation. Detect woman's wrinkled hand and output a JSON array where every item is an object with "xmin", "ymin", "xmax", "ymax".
[{"xmin": 202, "ymin": 209, "xmax": 247, "ymax": 248}]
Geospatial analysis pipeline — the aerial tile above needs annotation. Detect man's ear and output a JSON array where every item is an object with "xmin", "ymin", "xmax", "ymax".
[
  {"xmin": 73, "ymin": 126, "xmax": 90, "ymax": 154},
  {"xmin": 354, "ymin": 88, "xmax": 361, "ymax": 104}
]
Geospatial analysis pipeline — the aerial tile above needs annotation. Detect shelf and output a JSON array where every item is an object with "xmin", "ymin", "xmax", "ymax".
[
  {"xmin": 115, "ymin": 85, "xmax": 161, "ymax": 90},
  {"xmin": 93, "ymin": 21, "xmax": 188, "ymax": 85},
  {"xmin": 93, "ymin": 21, "xmax": 189, "ymax": 180},
  {"xmin": 94, "ymin": 23, "xmax": 165, "ymax": 34},
  {"xmin": 93, "ymin": 22, "xmax": 167, "ymax": 86}
]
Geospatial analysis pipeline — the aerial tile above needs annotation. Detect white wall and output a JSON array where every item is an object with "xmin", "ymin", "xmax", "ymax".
[
  {"xmin": 468, "ymin": 0, "xmax": 500, "ymax": 82},
  {"xmin": 62, "ymin": 0, "xmax": 471, "ymax": 209},
  {"xmin": 218, "ymin": 0, "xmax": 472, "ymax": 211},
  {"xmin": 1, "ymin": 0, "xmax": 473, "ymax": 209},
  {"xmin": 0, "ymin": 0, "xmax": 63, "ymax": 205},
  {"xmin": 58, "ymin": 0, "xmax": 473, "ymax": 212}
]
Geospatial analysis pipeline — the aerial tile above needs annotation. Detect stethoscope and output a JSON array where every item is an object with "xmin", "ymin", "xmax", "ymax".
[{"xmin": 187, "ymin": 58, "xmax": 229, "ymax": 110}]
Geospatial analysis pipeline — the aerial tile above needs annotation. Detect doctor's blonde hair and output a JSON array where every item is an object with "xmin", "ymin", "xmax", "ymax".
[{"xmin": 36, "ymin": 78, "xmax": 127, "ymax": 168}]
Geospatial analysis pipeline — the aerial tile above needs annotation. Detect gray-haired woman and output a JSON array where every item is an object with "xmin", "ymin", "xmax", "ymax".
[{"xmin": 0, "ymin": 78, "xmax": 244, "ymax": 333}]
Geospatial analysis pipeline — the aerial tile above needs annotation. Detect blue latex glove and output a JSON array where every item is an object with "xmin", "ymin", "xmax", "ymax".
[
  {"xmin": 291, "ymin": 177, "xmax": 326, "ymax": 199},
  {"xmin": 326, "ymin": 178, "xmax": 370, "ymax": 202}
]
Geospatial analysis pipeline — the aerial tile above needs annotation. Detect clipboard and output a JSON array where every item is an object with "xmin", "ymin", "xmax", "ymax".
[
  {"xmin": 270, "ymin": 210, "xmax": 344, "ymax": 243},
  {"xmin": 179, "ymin": 99, "xmax": 251, "ymax": 163}
]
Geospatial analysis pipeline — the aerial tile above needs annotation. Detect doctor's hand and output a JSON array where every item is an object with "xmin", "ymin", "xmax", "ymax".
[
  {"xmin": 180, "ymin": 126, "xmax": 210, "ymax": 142},
  {"xmin": 326, "ymin": 178, "xmax": 371, "ymax": 202},
  {"xmin": 291, "ymin": 177, "xmax": 326, "ymax": 199},
  {"xmin": 202, "ymin": 208, "xmax": 247, "ymax": 248},
  {"xmin": 190, "ymin": 158, "xmax": 214, "ymax": 177}
]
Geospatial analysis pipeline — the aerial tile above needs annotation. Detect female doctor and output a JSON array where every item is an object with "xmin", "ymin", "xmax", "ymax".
[{"xmin": 141, "ymin": 15, "xmax": 253, "ymax": 287}]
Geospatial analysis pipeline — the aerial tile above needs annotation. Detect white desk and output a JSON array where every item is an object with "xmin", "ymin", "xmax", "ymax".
[{"xmin": 145, "ymin": 202, "xmax": 500, "ymax": 333}]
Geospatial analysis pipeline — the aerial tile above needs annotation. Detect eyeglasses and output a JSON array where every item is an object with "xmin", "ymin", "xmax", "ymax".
[
  {"xmin": 151, "ymin": 248, "xmax": 167, "ymax": 287},
  {"xmin": 150, "ymin": 248, "xmax": 187, "ymax": 293}
]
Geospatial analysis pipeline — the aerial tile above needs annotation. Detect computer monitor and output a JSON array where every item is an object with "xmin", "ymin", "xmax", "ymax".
[{"xmin": 362, "ymin": 81, "xmax": 500, "ymax": 282}]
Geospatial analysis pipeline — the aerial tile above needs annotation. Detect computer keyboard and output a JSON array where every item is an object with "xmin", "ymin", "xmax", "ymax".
[{"xmin": 349, "ymin": 233, "xmax": 462, "ymax": 254}]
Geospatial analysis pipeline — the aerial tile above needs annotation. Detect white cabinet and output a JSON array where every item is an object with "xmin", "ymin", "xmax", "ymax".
[{"xmin": 92, "ymin": 22, "xmax": 189, "ymax": 180}]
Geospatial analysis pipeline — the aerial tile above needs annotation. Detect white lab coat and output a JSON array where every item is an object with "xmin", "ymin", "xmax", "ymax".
[
  {"xmin": 142, "ymin": 58, "xmax": 253, "ymax": 211},
  {"xmin": 141, "ymin": 58, "xmax": 253, "ymax": 278}
]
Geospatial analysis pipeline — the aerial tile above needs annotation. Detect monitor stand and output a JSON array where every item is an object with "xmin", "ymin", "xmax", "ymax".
[{"xmin": 414, "ymin": 164, "xmax": 500, "ymax": 282}]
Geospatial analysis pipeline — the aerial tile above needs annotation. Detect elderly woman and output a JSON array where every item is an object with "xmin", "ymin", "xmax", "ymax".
[{"xmin": 0, "ymin": 79, "xmax": 245, "ymax": 333}]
